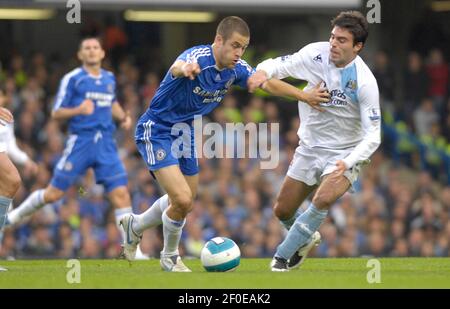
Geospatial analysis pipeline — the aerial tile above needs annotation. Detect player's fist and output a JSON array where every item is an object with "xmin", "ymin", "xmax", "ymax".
[
  {"xmin": 304, "ymin": 83, "xmax": 330, "ymax": 112},
  {"xmin": 334, "ymin": 160, "xmax": 347, "ymax": 177},
  {"xmin": 182, "ymin": 63, "xmax": 201, "ymax": 80},
  {"xmin": 23, "ymin": 159, "xmax": 39, "ymax": 177},
  {"xmin": 120, "ymin": 110, "xmax": 132, "ymax": 130},
  {"xmin": 0, "ymin": 107, "xmax": 13, "ymax": 125},
  {"xmin": 78, "ymin": 99, "xmax": 95, "ymax": 115},
  {"xmin": 247, "ymin": 70, "xmax": 268, "ymax": 93}
]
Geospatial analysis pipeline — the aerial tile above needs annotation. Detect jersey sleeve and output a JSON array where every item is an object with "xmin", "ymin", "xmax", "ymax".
[
  {"xmin": 256, "ymin": 43, "xmax": 322, "ymax": 82},
  {"xmin": 53, "ymin": 74, "xmax": 76, "ymax": 110},
  {"xmin": 342, "ymin": 80, "xmax": 382, "ymax": 168},
  {"xmin": 176, "ymin": 46, "xmax": 211, "ymax": 64},
  {"xmin": 234, "ymin": 59, "xmax": 256, "ymax": 88},
  {"xmin": 6, "ymin": 124, "xmax": 29, "ymax": 165}
]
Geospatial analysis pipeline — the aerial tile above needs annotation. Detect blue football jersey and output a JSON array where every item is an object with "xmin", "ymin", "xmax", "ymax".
[
  {"xmin": 53, "ymin": 67, "xmax": 117, "ymax": 134},
  {"xmin": 143, "ymin": 44, "xmax": 255, "ymax": 124}
]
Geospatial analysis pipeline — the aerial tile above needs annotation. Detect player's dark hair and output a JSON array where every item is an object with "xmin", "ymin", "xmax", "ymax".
[
  {"xmin": 216, "ymin": 16, "xmax": 250, "ymax": 41},
  {"xmin": 331, "ymin": 11, "xmax": 369, "ymax": 45},
  {"xmin": 78, "ymin": 37, "xmax": 103, "ymax": 50}
]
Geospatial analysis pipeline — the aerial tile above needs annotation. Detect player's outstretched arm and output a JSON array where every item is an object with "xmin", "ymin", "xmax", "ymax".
[
  {"xmin": 51, "ymin": 99, "xmax": 94, "ymax": 121},
  {"xmin": 112, "ymin": 101, "xmax": 132, "ymax": 130},
  {"xmin": 257, "ymin": 76, "xmax": 330, "ymax": 112},
  {"xmin": 170, "ymin": 60, "xmax": 201, "ymax": 80}
]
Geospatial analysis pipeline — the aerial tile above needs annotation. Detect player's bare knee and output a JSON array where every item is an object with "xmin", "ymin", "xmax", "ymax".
[
  {"xmin": 110, "ymin": 186, "xmax": 130, "ymax": 207},
  {"xmin": 44, "ymin": 187, "xmax": 64, "ymax": 203},
  {"xmin": 273, "ymin": 202, "xmax": 293, "ymax": 220},
  {"xmin": 312, "ymin": 192, "xmax": 334, "ymax": 209},
  {"xmin": 171, "ymin": 192, "xmax": 193, "ymax": 214}
]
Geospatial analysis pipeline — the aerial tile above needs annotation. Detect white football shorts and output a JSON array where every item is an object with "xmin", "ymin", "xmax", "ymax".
[{"xmin": 287, "ymin": 143, "xmax": 367, "ymax": 190}]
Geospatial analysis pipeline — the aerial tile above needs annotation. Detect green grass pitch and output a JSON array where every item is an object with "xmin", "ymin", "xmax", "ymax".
[{"xmin": 1, "ymin": 258, "xmax": 449, "ymax": 288}]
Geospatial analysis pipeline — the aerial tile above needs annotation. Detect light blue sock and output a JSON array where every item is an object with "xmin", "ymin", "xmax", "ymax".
[
  {"xmin": 0, "ymin": 196, "xmax": 13, "ymax": 229},
  {"xmin": 275, "ymin": 203, "xmax": 328, "ymax": 260},
  {"xmin": 280, "ymin": 208, "xmax": 304, "ymax": 230}
]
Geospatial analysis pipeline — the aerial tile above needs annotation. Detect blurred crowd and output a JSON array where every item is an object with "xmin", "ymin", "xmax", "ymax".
[
  {"xmin": 0, "ymin": 34, "xmax": 449, "ymax": 260},
  {"xmin": 372, "ymin": 49, "xmax": 450, "ymax": 183}
]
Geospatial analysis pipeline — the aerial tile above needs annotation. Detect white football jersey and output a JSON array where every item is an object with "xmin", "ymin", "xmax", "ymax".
[
  {"xmin": 0, "ymin": 122, "xmax": 29, "ymax": 164},
  {"xmin": 256, "ymin": 42, "xmax": 381, "ymax": 168}
]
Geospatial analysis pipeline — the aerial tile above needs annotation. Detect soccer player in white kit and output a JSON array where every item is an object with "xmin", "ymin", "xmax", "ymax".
[
  {"xmin": 0, "ymin": 89, "xmax": 39, "ymax": 176},
  {"xmin": 0, "ymin": 106, "xmax": 22, "ymax": 271},
  {"xmin": 248, "ymin": 11, "xmax": 381, "ymax": 271},
  {"xmin": 0, "ymin": 89, "xmax": 37, "ymax": 269}
]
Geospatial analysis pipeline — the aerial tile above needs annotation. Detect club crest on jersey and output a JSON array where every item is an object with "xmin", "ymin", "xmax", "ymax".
[
  {"xmin": 64, "ymin": 162, "xmax": 73, "ymax": 171},
  {"xmin": 155, "ymin": 149, "xmax": 166, "ymax": 161},
  {"xmin": 345, "ymin": 79, "xmax": 357, "ymax": 91},
  {"xmin": 313, "ymin": 54, "xmax": 322, "ymax": 62},
  {"xmin": 369, "ymin": 108, "xmax": 381, "ymax": 121}
]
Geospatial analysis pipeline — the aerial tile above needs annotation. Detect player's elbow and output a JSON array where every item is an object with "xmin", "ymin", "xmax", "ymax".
[
  {"xmin": 51, "ymin": 110, "xmax": 62, "ymax": 120},
  {"xmin": 371, "ymin": 133, "xmax": 382, "ymax": 150}
]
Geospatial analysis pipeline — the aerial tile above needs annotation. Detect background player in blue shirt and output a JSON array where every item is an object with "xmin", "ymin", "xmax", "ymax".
[
  {"xmin": 0, "ymin": 107, "xmax": 21, "ymax": 271},
  {"xmin": 6, "ymin": 38, "xmax": 138, "ymax": 254},
  {"xmin": 120, "ymin": 16, "xmax": 330, "ymax": 272}
]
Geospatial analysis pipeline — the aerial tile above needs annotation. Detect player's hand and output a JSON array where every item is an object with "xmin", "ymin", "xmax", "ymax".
[
  {"xmin": 247, "ymin": 70, "xmax": 268, "ymax": 93},
  {"xmin": 304, "ymin": 83, "xmax": 330, "ymax": 112},
  {"xmin": 182, "ymin": 62, "xmax": 201, "ymax": 80},
  {"xmin": 334, "ymin": 160, "xmax": 347, "ymax": 177},
  {"xmin": 23, "ymin": 159, "xmax": 39, "ymax": 176},
  {"xmin": 78, "ymin": 99, "xmax": 95, "ymax": 115},
  {"xmin": 0, "ymin": 107, "xmax": 13, "ymax": 125},
  {"xmin": 120, "ymin": 110, "xmax": 132, "ymax": 130}
]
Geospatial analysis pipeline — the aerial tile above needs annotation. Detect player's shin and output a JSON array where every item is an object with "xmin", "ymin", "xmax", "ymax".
[
  {"xmin": 6, "ymin": 189, "xmax": 45, "ymax": 225},
  {"xmin": 275, "ymin": 203, "xmax": 327, "ymax": 260},
  {"xmin": 161, "ymin": 208, "xmax": 186, "ymax": 257}
]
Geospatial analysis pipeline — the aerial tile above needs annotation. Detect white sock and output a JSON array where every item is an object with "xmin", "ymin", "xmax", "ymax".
[
  {"xmin": 133, "ymin": 194, "xmax": 169, "ymax": 234},
  {"xmin": 7, "ymin": 189, "xmax": 45, "ymax": 225},
  {"xmin": 161, "ymin": 208, "xmax": 185, "ymax": 257}
]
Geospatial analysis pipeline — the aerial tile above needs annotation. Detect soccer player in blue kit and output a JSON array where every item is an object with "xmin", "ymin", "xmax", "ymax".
[
  {"xmin": 120, "ymin": 16, "xmax": 331, "ymax": 272},
  {"xmin": 6, "ymin": 38, "xmax": 139, "ymax": 254}
]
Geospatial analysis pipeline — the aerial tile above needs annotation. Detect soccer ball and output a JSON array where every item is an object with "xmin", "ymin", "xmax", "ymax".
[{"xmin": 201, "ymin": 237, "xmax": 241, "ymax": 272}]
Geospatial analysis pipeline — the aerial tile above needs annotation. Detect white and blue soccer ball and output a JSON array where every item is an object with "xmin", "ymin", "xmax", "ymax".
[{"xmin": 201, "ymin": 237, "xmax": 241, "ymax": 272}]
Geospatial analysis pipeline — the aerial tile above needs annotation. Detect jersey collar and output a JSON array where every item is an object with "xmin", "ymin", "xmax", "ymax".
[
  {"xmin": 210, "ymin": 44, "xmax": 227, "ymax": 71},
  {"xmin": 81, "ymin": 66, "xmax": 103, "ymax": 79},
  {"xmin": 329, "ymin": 55, "xmax": 358, "ymax": 70}
]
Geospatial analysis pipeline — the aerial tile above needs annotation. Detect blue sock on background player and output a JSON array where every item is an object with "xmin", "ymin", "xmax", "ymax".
[{"xmin": 275, "ymin": 203, "xmax": 327, "ymax": 260}]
